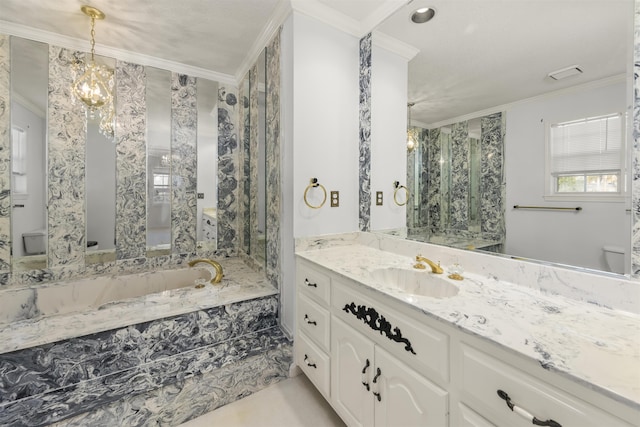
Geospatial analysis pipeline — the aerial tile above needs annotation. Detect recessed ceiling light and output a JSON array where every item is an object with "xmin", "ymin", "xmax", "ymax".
[
  {"xmin": 547, "ymin": 65, "xmax": 583, "ymax": 80},
  {"xmin": 411, "ymin": 7, "xmax": 436, "ymax": 24}
]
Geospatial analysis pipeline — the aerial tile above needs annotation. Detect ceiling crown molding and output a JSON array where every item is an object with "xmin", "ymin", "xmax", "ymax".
[
  {"xmin": 372, "ymin": 31, "xmax": 419, "ymax": 61},
  {"xmin": 234, "ymin": 0, "xmax": 292, "ymax": 84},
  {"xmin": 0, "ymin": 20, "xmax": 236, "ymax": 84},
  {"xmin": 290, "ymin": 0, "xmax": 361, "ymax": 37}
]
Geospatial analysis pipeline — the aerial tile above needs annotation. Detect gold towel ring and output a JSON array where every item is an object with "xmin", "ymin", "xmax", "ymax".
[
  {"xmin": 304, "ymin": 178, "xmax": 327, "ymax": 209},
  {"xmin": 393, "ymin": 181, "xmax": 409, "ymax": 206}
]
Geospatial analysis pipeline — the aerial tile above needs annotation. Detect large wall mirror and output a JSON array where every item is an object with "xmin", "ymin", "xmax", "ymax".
[{"xmin": 376, "ymin": 0, "xmax": 634, "ymax": 275}]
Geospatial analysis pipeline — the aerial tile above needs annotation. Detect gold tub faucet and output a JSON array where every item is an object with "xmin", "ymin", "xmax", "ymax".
[
  {"xmin": 415, "ymin": 255, "xmax": 443, "ymax": 274},
  {"xmin": 188, "ymin": 259, "xmax": 224, "ymax": 284}
]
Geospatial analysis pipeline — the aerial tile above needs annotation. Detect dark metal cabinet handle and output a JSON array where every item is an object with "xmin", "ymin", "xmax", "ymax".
[
  {"xmin": 303, "ymin": 354, "xmax": 317, "ymax": 369},
  {"xmin": 361, "ymin": 359, "xmax": 370, "ymax": 391},
  {"xmin": 372, "ymin": 367, "xmax": 382, "ymax": 402},
  {"xmin": 304, "ymin": 314, "xmax": 317, "ymax": 326},
  {"xmin": 497, "ymin": 390, "xmax": 561, "ymax": 427},
  {"xmin": 304, "ymin": 278, "xmax": 317, "ymax": 288}
]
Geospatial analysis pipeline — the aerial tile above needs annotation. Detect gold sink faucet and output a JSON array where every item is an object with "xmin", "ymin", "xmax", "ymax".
[
  {"xmin": 415, "ymin": 255, "xmax": 443, "ymax": 274},
  {"xmin": 188, "ymin": 259, "xmax": 224, "ymax": 284}
]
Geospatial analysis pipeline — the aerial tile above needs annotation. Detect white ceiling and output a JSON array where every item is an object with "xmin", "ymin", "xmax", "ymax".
[
  {"xmin": 0, "ymin": 0, "xmax": 633, "ymax": 126},
  {"xmin": 378, "ymin": 0, "xmax": 633, "ymax": 126}
]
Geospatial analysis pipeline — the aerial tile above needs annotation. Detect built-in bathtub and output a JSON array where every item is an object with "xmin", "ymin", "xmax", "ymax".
[{"xmin": 0, "ymin": 258, "xmax": 292, "ymax": 426}]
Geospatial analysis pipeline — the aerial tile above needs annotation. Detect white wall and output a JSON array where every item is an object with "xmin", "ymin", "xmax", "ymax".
[
  {"xmin": 10, "ymin": 102, "xmax": 46, "ymax": 257},
  {"xmin": 370, "ymin": 43, "xmax": 408, "ymax": 231},
  {"xmin": 291, "ymin": 12, "xmax": 360, "ymax": 238},
  {"xmin": 505, "ymin": 79, "xmax": 630, "ymax": 272}
]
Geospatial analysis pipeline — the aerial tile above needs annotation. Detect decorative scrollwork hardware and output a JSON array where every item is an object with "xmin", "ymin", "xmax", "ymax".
[
  {"xmin": 497, "ymin": 390, "xmax": 561, "ymax": 427},
  {"xmin": 304, "ymin": 354, "xmax": 317, "ymax": 369},
  {"xmin": 304, "ymin": 314, "xmax": 317, "ymax": 326},
  {"xmin": 372, "ymin": 367, "xmax": 382, "ymax": 402},
  {"xmin": 304, "ymin": 278, "xmax": 317, "ymax": 288},
  {"xmin": 342, "ymin": 302, "xmax": 416, "ymax": 355},
  {"xmin": 361, "ymin": 358, "xmax": 371, "ymax": 391}
]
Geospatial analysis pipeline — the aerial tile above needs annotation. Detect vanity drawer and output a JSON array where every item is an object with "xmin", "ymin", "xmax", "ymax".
[
  {"xmin": 459, "ymin": 343, "xmax": 634, "ymax": 427},
  {"xmin": 332, "ymin": 280, "xmax": 449, "ymax": 386},
  {"xmin": 297, "ymin": 263, "xmax": 331, "ymax": 306},
  {"xmin": 298, "ymin": 293, "xmax": 330, "ymax": 351},
  {"xmin": 296, "ymin": 332, "xmax": 330, "ymax": 398}
]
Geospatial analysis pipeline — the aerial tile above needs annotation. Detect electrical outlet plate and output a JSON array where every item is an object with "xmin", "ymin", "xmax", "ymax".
[
  {"xmin": 376, "ymin": 191, "xmax": 383, "ymax": 206},
  {"xmin": 330, "ymin": 191, "xmax": 339, "ymax": 207},
  {"xmin": 197, "ymin": 193, "xmax": 205, "ymax": 199}
]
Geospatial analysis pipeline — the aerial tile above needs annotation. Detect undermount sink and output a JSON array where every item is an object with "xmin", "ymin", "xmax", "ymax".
[{"xmin": 369, "ymin": 267, "xmax": 459, "ymax": 299}]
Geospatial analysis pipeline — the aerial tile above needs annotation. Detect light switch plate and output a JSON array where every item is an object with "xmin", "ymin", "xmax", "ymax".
[
  {"xmin": 376, "ymin": 191, "xmax": 383, "ymax": 206},
  {"xmin": 330, "ymin": 191, "xmax": 339, "ymax": 207}
]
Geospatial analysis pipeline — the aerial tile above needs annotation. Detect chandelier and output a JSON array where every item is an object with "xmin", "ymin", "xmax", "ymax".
[
  {"xmin": 72, "ymin": 5, "xmax": 115, "ymax": 140},
  {"xmin": 406, "ymin": 102, "xmax": 418, "ymax": 152}
]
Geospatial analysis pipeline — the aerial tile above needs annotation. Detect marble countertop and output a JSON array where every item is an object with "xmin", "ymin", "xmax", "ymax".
[
  {"xmin": 296, "ymin": 243, "xmax": 640, "ymax": 409},
  {"xmin": 0, "ymin": 259, "xmax": 277, "ymax": 355}
]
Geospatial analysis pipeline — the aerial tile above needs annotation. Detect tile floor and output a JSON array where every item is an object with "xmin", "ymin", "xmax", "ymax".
[{"xmin": 179, "ymin": 374, "xmax": 345, "ymax": 427}]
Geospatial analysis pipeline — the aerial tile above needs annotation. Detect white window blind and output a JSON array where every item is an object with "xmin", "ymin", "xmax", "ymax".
[{"xmin": 550, "ymin": 113, "xmax": 622, "ymax": 176}]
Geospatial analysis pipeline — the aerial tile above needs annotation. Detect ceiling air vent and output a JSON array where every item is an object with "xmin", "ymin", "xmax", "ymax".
[{"xmin": 547, "ymin": 65, "xmax": 583, "ymax": 81}]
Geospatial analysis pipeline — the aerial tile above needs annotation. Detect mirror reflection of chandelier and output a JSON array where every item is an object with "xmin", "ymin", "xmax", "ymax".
[
  {"xmin": 71, "ymin": 5, "xmax": 115, "ymax": 140},
  {"xmin": 406, "ymin": 102, "xmax": 418, "ymax": 152}
]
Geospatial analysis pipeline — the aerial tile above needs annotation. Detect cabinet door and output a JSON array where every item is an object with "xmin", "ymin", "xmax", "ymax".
[
  {"xmin": 374, "ymin": 345, "xmax": 449, "ymax": 427},
  {"xmin": 332, "ymin": 317, "xmax": 375, "ymax": 427}
]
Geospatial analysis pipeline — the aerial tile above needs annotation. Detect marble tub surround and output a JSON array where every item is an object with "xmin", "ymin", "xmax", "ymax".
[
  {"xmin": 0, "ymin": 293, "xmax": 290, "ymax": 426},
  {"xmin": 0, "ymin": 257, "xmax": 276, "ymax": 354},
  {"xmin": 296, "ymin": 232, "xmax": 640, "ymax": 408}
]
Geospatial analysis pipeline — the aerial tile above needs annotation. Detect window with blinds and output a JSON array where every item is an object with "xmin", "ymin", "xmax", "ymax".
[{"xmin": 548, "ymin": 113, "xmax": 624, "ymax": 196}]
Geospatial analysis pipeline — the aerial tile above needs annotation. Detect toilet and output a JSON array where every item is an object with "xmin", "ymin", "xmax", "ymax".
[
  {"xmin": 22, "ymin": 229, "xmax": 46, "ymax": 255},
  {"xmin": 603, "ymin": 245, "xmax": 625, "ymax": 274}
]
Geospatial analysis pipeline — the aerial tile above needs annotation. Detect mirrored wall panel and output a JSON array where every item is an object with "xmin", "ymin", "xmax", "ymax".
[
  {"xmin": 86, "ymin": 54, "xmax": 117, "ymax": 265},
  {"xmin": 146, "ymin": 66, "xmax": 171, "ymax": 257},
  {"xmin": 255, "ymin": 49, "xmax": 267, "ymax": 263},
  {"xmin": 10, "ymin": 37, "xmax": 48, "ymax": 272},
  {"xmin": 196, "ymin": 78, "xmax": 218, "ymax": 252}
]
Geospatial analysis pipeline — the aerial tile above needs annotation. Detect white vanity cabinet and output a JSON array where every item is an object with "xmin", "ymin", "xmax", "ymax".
[
  {"xmin": 295, "ymin": 262, "xmax": 332, "ymax": 398},
  {"xmin": 295, "ymin": 258, "xmax": 639, "ymax": 427},
  {"xmin": 452, "ymin": 341, "xmax": 637, "ymax": 427},
  {"xmin": 331, "ymin": 316, "xmax": 448, "ymax": 427}
]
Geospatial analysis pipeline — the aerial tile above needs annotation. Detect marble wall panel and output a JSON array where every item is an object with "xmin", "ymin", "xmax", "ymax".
[
  {"xmin": 115, "ymin": 61, "xmax": 146, "ymax": 260},
  {"xmin": 359, "ymin": 33, "xmax": 372, "ymax": 232},
  {"xmin": 217, "ymin": 86, "xmax": 239, "ymax": 256},
  {"xmin": 48, "ymin": 47, "xmax": 86, "ymax": 268},
  {"xmin": 249, "ymin": 63, "xmax": 259, "ymax": 259},
  {"xmin": 171, "ymin": 74, "xmax": 198, "ymax": 254},
  {"xmin": 266, "ymin": 30, "xmax": 282, "ymax": 289},
  {"xmin": 450, "ymin": 121, "xmax": 469, "ymax": 230},
  {"xmin": 406, "ymin": 140, "xmax": 416, "ymax": 229},
  {"xmin": 426, "ymin": 128, "xmax": 442, "ymax": 231},
  {"xmin": 633, "ymin": 0, "xmax": 640, "ymax": 276},
  {"xmin": 239, "ymin": 78, "xmax": 250, "ymax": 254},
  {"xmin": 0, "ymin": 36, "xmax": 10, "ymax": 272},
  {"xmin": 480, "ymin": 112, "xmax": 505, "ymax": 237}
]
